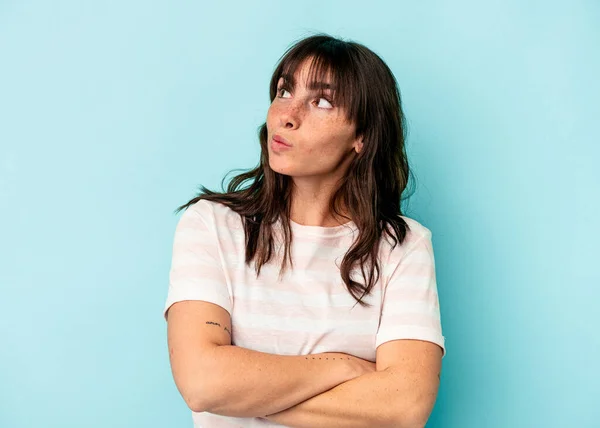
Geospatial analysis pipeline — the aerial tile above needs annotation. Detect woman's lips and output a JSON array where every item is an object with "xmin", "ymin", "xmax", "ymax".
[
  {"xmin": 272, "ymin": 134, "xmax": 291, "ymax": 146},
  {"xmin": 271, "ymin": 138, "xmax": 292, "ymax": 151}
]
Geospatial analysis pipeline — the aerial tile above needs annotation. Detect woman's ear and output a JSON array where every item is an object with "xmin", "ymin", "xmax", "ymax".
[{"xmin": 354, "ymin": 137, "xmax": 364, "ymax": 154}]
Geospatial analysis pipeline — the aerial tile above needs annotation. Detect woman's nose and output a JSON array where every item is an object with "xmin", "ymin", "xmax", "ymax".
[{"xmin": 279, "ymin": 100, "xmax": 303, "ymax": 128}]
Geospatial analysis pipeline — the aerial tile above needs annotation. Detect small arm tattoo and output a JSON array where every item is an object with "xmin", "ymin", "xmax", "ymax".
[
  {"xmin": 305, "ymin": 357, "xmax": 351, "ymax": 360},
  {"xmin": 206, "ymin": 321, "xmax": 232, "ymax": 337}
]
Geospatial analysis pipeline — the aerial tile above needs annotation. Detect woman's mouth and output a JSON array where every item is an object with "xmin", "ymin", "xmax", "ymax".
[
  {"xmin": 271, "ymin": 138, "xmax": 292, "ymax": 152},
  {"xmin": 271, "ymin": 135, "xmax": 292, "ymax": 151}
]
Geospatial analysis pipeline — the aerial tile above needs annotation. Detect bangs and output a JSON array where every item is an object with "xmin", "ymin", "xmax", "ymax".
[{"xmin": 272, "ymin": 42, "xmax": 362, "ymax": 125}]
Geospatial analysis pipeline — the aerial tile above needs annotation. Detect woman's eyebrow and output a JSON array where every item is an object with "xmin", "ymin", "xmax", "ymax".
[{"xmin": 280, "ymin": 73, "xmax": 336, "ymax": 92}]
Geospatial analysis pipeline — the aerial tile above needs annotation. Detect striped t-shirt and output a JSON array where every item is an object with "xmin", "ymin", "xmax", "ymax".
[{"xmin": 163, "ymin": 199, "xmax": 445, "ymax": 428}]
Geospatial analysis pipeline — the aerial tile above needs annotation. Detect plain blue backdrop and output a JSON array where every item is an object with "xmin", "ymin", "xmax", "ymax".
[{"xmin": 1, "ymin": 1, "xmax": 598, "ymax": 427}]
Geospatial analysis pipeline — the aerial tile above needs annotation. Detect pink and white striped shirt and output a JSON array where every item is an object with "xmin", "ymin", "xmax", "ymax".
[{"xmin": 163, "ymin": 199, "xmax": 445, "ymax": 427}]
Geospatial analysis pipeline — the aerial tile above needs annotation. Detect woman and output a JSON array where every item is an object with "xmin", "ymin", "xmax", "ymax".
[{"xmin": 163, "ymin": 33, "xmax": 446, "ymax": 428}]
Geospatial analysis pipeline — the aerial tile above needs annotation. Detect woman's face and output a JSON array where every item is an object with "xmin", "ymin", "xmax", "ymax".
[{"xmin": 266, "ymin": 57, "xmax": 363, "ymax": 179}]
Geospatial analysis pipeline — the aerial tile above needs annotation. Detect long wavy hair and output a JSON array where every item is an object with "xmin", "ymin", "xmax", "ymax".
[{"xmin": 175, "ymin": 33, "xmax": 416, "ymax": 307}]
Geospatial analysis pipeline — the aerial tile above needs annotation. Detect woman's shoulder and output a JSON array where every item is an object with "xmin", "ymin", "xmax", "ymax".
[
  {"xmin": 379, "ymin": 215, "xmax": 433, "ymax": 260},
  {"xmin": 185, "ymin": 198, "xmax": 245, "ymax": 230},
  {"xmin": 398, "ymin": 215, "xmax": 432, "ymax": 240}
]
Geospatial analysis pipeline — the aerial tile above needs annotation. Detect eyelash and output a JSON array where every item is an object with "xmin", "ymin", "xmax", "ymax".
[{"xmin": 276, "ymin": 85, "xmax": 334, "ymax": 107}]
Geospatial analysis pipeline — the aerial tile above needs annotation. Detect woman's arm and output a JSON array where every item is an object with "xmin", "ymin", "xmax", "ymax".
[
  {"xmin": 198, "ymin": 344, "xmax": 374, "ymax": 417},
  {"xmin": 262, "ymin": 340, "xmax": 443, "ymax": 428},
  {"xmin": 167, "ymin": 300, "xmax": 374, "ymax": 418}
]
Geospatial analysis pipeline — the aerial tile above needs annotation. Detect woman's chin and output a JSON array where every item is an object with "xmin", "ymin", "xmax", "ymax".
[{"xmin": 269, "ymin": 162, "xmax": 296, "ymax": 176}]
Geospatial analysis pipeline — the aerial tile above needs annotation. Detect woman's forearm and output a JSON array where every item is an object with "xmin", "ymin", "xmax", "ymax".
[{"xmin": 193, "ymin": 345, "xmax": 359, "ymax": 418}]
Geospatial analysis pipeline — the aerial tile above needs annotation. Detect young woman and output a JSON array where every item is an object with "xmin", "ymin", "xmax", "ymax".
[{"xmin": 163, "ymin": 33, "xmax": 446, "ymax": 428}]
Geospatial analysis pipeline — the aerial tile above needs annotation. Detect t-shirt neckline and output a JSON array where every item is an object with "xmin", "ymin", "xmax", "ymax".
[{"xmin": 281, "ymin": 217, "xmax": 358, "ymax": 238}]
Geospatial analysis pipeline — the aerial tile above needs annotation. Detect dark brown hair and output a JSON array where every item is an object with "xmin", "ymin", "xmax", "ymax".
[{"xmin": 175, "ymin": 32, "xmax": 416, "ymax": 307}]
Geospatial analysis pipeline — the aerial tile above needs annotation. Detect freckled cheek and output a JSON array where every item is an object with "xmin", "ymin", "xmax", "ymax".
[
  {"xmin": 304, "ymin": 141, "xmax": 337, "ymax": 161},
  {"xmin": 266, "ymin": 109, "xmax": 275, "ymax": 127},
  {"xmin": 268, "ymin": 104, "xmax": 289, "ymax": 119},
  {"xmin": 266, "ymin": 105, "xmax": 280, "ymax": 124}
]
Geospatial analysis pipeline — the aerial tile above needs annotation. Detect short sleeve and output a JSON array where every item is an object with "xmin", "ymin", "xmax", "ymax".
[
  {"xmin": 162, "ymin": 203, "xmax": 232, "ymax": 321},
  {"xmin": 376, "ymin": 230, "xmax": 446, "ymax": 357}
]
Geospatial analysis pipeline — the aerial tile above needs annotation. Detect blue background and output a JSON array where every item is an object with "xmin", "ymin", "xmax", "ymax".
[{"xmin": 1, "ymin": 1, "xmax": 598, "ymax": 427}]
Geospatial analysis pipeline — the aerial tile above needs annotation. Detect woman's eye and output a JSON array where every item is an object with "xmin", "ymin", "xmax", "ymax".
[
  {"xmin": 277, "ymin": 87, "xmax": 291, "ymax": 98},
  {"xmin": 317, "ymin": 97, "xmax": 333, "ymax": 109},
  {"xmin": 276, "ymin": 87, "xmax": 333, "ymax": 109}
]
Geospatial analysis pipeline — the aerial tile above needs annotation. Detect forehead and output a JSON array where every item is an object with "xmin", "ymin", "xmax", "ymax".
[{"xmin": 279, "ymin": 57, "xmax": 336, "ymax": 90}]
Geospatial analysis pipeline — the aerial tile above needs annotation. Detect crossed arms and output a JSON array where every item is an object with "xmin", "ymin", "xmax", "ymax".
[{"xmin": 166, "ymin": 300, "xmax": 443, "ymax": 428}]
